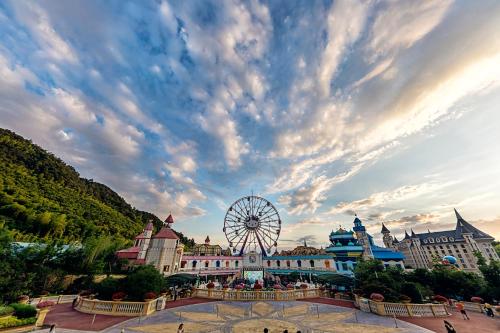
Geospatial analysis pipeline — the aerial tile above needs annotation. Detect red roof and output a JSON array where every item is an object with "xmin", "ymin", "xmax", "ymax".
[
  {"xmin": 153, "ymin": 227, "xmax": 179, "ymax": 239},
  {"xmin": 116, "ymin": 246, "xmax": 140, "ymax": 259},
  {"xmin": 165, "ymin": 214, "xmax": 174, "ymax": 224}
]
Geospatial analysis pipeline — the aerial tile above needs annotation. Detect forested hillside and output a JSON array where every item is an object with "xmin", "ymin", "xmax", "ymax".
[{"xmin": 0, "ymin": 128, "xmax": 194, "ymax": 246}]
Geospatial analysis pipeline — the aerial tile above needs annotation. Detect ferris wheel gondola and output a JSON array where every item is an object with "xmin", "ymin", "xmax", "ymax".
[{"xmin": 223, "ymin": 195, "xmax": 281, "ymax": 256}]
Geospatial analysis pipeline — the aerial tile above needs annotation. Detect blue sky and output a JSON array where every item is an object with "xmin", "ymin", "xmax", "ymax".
[{"xmin": 1, "ymin": 0, "xmax": 500, "ymax": 249}]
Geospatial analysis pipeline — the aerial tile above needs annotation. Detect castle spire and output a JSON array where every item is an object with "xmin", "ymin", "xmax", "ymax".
[{"xmin": 381, "ymin": 223, "xmax": 390, "ymax": 234}]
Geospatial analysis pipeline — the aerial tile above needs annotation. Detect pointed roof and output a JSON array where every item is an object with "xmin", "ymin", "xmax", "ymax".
[
  {"xmin": 165, "ymin": 214, "xmax": 174, "ymax": 224},
  {"xmin": 303, "ymin": 239, "xmax": 308, "ymax": 247},
  {"xmin": 381, "ymin": 223, "xmax": 390, "ymax": 233},
  {"xmin": 404, "ymin": 231, "xmax": 410, "ymax": 239},
  {"xmin": 393, "ymin": 236, "xmax": 399, "ymax": 243},
  {"xmin": 153, "ymin": 226, "xmax": 179, "ymax": 239},
  {"xmin": 454, "ymin": 209, "xmax": 493, "ymax": 239},
  {"xmin": 411, "ymin": 229, "xmax": 417, "ymax": 238},
  {"xmin": 205, "ymin": 235, "xmax": 210, "ymax": 244}
]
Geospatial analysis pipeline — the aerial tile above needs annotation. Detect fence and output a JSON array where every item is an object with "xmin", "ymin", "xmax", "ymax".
[
  {"xmin": 355, "ymin": 295, "xmax": 449, "ymax": 318},
  {"xmin": 192, "ymin": 288, "xmax": 327, "ymax": 301},
  {"xmin": 29, "ymin": 294, "xmax": 78, "ymax": 306},
  {"xmin": 75, "ymin": 297, "xmax": 159, "ymax": 317}
]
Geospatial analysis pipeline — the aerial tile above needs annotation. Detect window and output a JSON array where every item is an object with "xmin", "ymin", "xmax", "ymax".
[
  {"xmin": 297, "ymin": 260, "xmax": 302, "ymax": 267},
  {"xmin": 226, "ymin": 261, "xmax": 229, "ymax": 268},
  {"xmin": 286, "ymin": 260, "xmax": 291, "ymax": 267},
  {"xmin": 192, "ymin": 261, "xmax": 197, "ymax": 268},
  {"xmin": 309, "ymin": 260, "xmax": 315, "ymax": 268},
  {"xmin": 181, "ymin": 261, "xmax": 187, "ymax": 268},
  {"xmin": 267, "ymin": 260, "xmax": 271, "ymax": 267},
  {"xmin": 205, "ymin": 261, "xmax": 209, "ymax": 268},
  {"xmin": 429, "ymin": 238, "xmax": 435, "ymax": 243},
  {"xmin": 276, "ymin": 260, "xmax": 280, "ymax": 267},
  {"xmin": 216, "ymin": 260, "xmax": 220, "ymax": 268},
  {"xmin": 235, "ymin": 260, "xmax": 239, "ymax": 268},
  {"xmin": 164, "ymin": 265, "xmax": 170, "ymax": 272},
  {"xmin": 325, "ymin": 260, "xmax": 330, "ymax": 269},
  {"xmin": 341, "ymin": 263, "xmax": 348, "ymax": 271}
]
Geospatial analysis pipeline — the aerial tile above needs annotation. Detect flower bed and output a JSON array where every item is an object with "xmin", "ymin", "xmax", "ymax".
[
  {"xmin": 0, "ymin": 316, "xmax": 36, "ymax": 329},
  {"xmin": 0, "ymin": 307, "xmax": 14, "ymax": 318}
]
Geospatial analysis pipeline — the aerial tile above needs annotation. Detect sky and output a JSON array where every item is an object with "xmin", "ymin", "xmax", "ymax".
[{"xmin": 1, "ymin": 0, "xmax": 500, "ymax": 250}]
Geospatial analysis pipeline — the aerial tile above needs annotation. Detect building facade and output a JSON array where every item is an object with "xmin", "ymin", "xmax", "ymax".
[
  {"xmin": 382, "ymin": 209, "xmax": 499, "ymax": 272},
  {"xmin": 116, "ymin": 214, "xmax": 183, "ymax": 276}
]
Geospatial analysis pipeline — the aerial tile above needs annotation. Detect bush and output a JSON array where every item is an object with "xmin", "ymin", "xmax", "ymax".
[
  {"xmin": 10, "ymin": 304, "xmax": 37, "ymax": 319},
  {"xmin": 0, "ymin": 316, "xmax": 36, "ymax": 329},
  {"xmin": 401, "ymin": 282, "xmax": 423, "ymax": 303},
  {"xmin": 370, "ymin": 293, "xmax": 384, "ymax": 302},
  {"xmin": 36, "ymin": 301, "xmax": 55, "ymax": 309},
  {"xmin": 144, "ymin": 292, "xmax": 157, "ymax": 300},
  {"xmin": 112, "ymin": 292, "xmax": 127, "ymax": 301},
  {"xmin": 95, "ymin": 277, "xmax": 122, "ymax": 300},
  {"xmin": 0, "ymin": 306, "xmax": 14, "ymax": 317},
  {"xmin": 123, "ymin": 266, "xmax": 164, "ymax": 301}
]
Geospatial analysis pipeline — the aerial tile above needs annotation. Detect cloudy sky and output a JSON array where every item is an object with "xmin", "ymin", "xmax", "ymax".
[{"xmin": 1, "ymin": 0, "xmax": 500, "ymax": 249}]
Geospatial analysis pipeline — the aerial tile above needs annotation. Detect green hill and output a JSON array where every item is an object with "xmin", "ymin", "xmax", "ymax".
[{"xmin": 0, "ymin": 128, "xmax": 193, "ymax": 245}]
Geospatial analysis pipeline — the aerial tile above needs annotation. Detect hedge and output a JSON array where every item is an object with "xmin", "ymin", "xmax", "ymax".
[{"xmin": 9, "ymin": 304, "xmax": 37, "ymax": 319}]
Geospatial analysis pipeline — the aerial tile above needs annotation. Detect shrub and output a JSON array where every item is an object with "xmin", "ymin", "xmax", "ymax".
[
  {"xmin": 0, "ymin": 306, "xmax": 14, "ymax": 317},
  {"xmin": 253, "ymin": 283, "xmax": 262, "ymax": 290},
  {"xmin": 123, "ymin": 266, "xmax": 164, "ymax": 301},
  {"xmin": 144, "ymin": 292, "xmax": 157, "ymax": 300},
  {"xmin": 10, "ymin": 304, "xmax": 37, "ymax": 319},
  {"xmin": 36, "ymin": 301, "xmax": 55, "ymax": 309},
  {"xmin": 111, "ymin": 292, "xmax": 127, "ymax": 301},
  {"xmin": 400, "ymin": 282, "xmax": 423, "ymax": 303},
  {"xmin": 95, "ymin": 277, "xmax": 122, "ymax": 300},
  {"xmin": 235, "ymin": 284, "xmax": 243, "ymax": 290},
  {"xmin": 0, "ymin": 316, "xmax": 36, "ymax": 329},
  {"xmin": 370, "ymin": 293, "xmax": 384, "ymax": 302},
  {"xmin": 286, "ymin": 283, "xmax": 294, "ymax": 289},
  {"xmin": 273, "ymin": 284, "xmax": 282, "ymax": 290},
  {"xmin": 470, "ymin": 296, "xmax": 483, "ymax": 303},
  {"xmin": 432, "ymin": 295, "xmax": 448, "ymax": 303}
]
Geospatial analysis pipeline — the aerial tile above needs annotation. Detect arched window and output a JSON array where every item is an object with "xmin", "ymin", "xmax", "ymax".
[
  {"xmin": 192, "ymin": 260, "xmax": 197, "ymax": 268},
  {"xmin": 286, "ymin": 260, "xmax": 291, "ymax": 267},
  {"xmin": 277, "ymin": 260, "xmax": 280, "ymax": 267},
  {"xmin": 216, "ymin": 260, "xmax": 220, "ymax": 268},
  {"xmin": 325, "ymin": 260, "xmax": 330, "ymax": 269},
  {"xmin": 267, "ymin": 260, "xmax": 271, "ymax": 267},
  {"xmin": 297, "ymin": 260, "xmax": 302, "ymax": 267},
  {"xmin": 225, "ymin": 261, "xmax": 229, "ymax": 268},
  {"xmin": 309, "ymin": 260, "xmax": 315, "ymax": 268},
  {"xmin": 235, "ymin": 260, "xmax": 239, "ymax": 268},
  {"xmin": 205, "ymin": 260, "xmax": 209, "ymax": 268},
  {"xmin": 181, "ymin": 261, "xmax": 187, "ymax": 268}
]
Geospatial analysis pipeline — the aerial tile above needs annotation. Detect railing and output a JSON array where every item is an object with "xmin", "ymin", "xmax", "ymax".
[
  {"xmin": 29, "ymin": 294, "xmax": 78, "ymax": 305},
  {"xmin": 447, "ymin": 300, "xmax": 484, "ymax": 313},
  {"xmin": 192, "ymin": 288, "xmax": 327, "ymax": 301},
  {"xmin": 354, "ymin": 295, "xmax": 449, "ymax": 318},
  {"xmin": 75, "ymin": 297, "xmax": 159, "ymax": 317}
]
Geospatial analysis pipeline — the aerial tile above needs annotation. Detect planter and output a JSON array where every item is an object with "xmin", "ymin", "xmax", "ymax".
[
  {"xmin": 16, "ymin": 296, "xmax": 29, "ymax": 305},
  {"xmin": 35, "ymin": 308, "xmax": 50, "ymax": 327}
]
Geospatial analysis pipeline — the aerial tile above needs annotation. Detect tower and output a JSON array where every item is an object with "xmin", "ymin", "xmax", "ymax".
[
  {"xmin": 137, "ymin": 221, "xmax": 153, "ymax": 260},
  {"xmin": 353, "ymin": 215, "xmax": 373, "ymax": 259},
  {"xmin": 381, "ymin": 223, "xmax": 393, "ymax": 248},
  {"xmin": 205, "ymin": 235, "xmax": 210, "ymax": 245}
]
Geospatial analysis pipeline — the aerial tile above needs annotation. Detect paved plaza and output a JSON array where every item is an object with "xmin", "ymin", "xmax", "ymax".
[{"xmin": 103, "ymin": 301, "xmax": 431, "ymax": 333}]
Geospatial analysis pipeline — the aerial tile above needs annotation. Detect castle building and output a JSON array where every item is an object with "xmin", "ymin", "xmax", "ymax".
[
  {"xmin": 325, "ymin": 216, "xmax": 405, "ymax": 272},
  {"xmin": 116, "ymin": 214, "xmax": 183, "ymax": 276},
  {"xmin": 185, "ymin": 236, "xmax": 231, "ymax": 256},
  {"xmin": 381, "ymin": 209, "xmax": 499, "ymax": 273}
]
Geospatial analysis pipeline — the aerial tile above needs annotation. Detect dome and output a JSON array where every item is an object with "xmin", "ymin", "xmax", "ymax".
[
  {"xmin": 443, "ymin": 255, "xmax": 457, "ymax": 265},
  {"xmin": 347, "ymin": 241, "xmax": 354, "ymax": 246},
  {"xmin": 335, "ymin": 241, "xmax": 342, "ymax": 247}
]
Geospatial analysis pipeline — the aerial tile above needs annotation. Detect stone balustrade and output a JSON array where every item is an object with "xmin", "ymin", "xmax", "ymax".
[
  {"xmin": 29, "ymin": 294, "xmax": 78, "ymax": 305},
  {"xmin": 192, "ymin": 288, "xmax": 327, "ymax": 301},
  {"xmin": 75, "ymin": 297, "xmax": 159, "ymax": 317},
  {"xmin": 355, "ymin": 295, "xmax": 449, "ymax": 318}
]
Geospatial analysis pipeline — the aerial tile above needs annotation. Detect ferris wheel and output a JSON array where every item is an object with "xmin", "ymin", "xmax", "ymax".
[{"xmin": 223, "ymin": 196, "xmax": 281, "ymax": 256}]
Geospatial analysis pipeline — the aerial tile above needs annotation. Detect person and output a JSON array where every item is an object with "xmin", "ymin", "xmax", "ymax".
[
  {"xmin": 173, "ymin": 286, "xmax": 178, "ymax": 301},
  {"xmin": 283, "ymin": 330, "xmax": 288, "ymax": 333},
  {"xmin": 48, "ymin": 324, "xmax": 56, "ymax": 333},
  {"xmin": 484, "ymin": 303, "xmax": 494, "ymax": 317},
  {"xmin": 444, "ymin": 320, "xmax": 456, "ymax": 333},
  {"xmin": 456, "ymin": 302, "xmax": 470, "ymax": 320},
  {"xmin": 263, "ymin": 329, "xmax": 268, "ymax": 333},
  {"xmin": 177, "ymin": 323, "xmax": 184, "ymax": 333}
]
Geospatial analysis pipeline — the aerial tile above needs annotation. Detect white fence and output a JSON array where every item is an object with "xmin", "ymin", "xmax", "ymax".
[
  {"xmin": 355, "ymin": 295, "xmax": 449, "ymax": 318},
  {"xmin": 192, "ymin": 288, "xmax": 327, "ymax": 301}
]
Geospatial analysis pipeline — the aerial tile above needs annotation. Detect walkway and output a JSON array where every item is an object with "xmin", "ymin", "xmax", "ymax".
[
  {"xmin": 299, "ymin": 296, "xmax": 356, "ymax": 308},
  {"xmin": 401, "ymin": 308, "xmax": 499, "ymax": 333},
  {"xmin": 43, "ymin": 298, "xmax": 216, "ymax": 331}
]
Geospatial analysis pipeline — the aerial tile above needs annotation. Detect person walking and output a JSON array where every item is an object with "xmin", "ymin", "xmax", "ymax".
[
  {"xmin": 173, "ymin": 286, "xmax": 178, "ymax": 301},
  {"xmin": 456, "ymin": 301, "xmax": 470, "ymax": 320},
  {"xmin": 263, "ymin": 329, "xmax": 268, "ymax": 333},
  {"xmin": 444, "ymin": 320, "xmax": 456, "ymax": 333},
  {"xmin": 177, "ymin": 323, "xmax": 184, "ymax": 333},
  {"xmin": 484, "ymin": 303, "xmax": 494, "ymax": 317},
  {"xmin": 48, "ymin": 324, "xmax": 56, "ymax": 333}
]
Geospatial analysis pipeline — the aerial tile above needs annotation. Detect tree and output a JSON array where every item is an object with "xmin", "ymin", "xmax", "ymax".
[
  {"xmin": 475, "ymin": 251, "xmax": 500, "ymax": 301},
  {"xmin": 123, "ymin": 265, "xmax": 164, "ymax": 301}
]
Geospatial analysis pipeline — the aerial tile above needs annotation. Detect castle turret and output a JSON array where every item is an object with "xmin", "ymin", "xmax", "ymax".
[
  {"xmin": 353, "ymin": 215, "xmax": 373, "ymax": 259},
  {"xmin": 137, "ymin": 222, "xmax": 154, "ymax": 260},
  {"xmin": 381, "ymin": 223, "xmax": 393, "ymax": 248}
]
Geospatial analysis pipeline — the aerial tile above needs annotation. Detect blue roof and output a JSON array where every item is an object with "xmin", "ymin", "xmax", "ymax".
[
  {"xmin": 371, "ymin": 245, "xmax": 405, "ymax": 260},
  {"xmin": 325, "ymin": 245, "xmax": 363, "ymax": 252}
]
